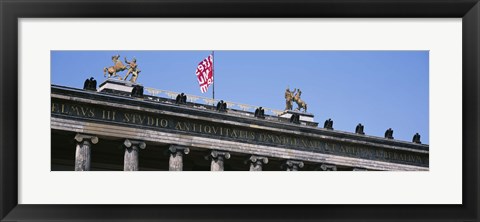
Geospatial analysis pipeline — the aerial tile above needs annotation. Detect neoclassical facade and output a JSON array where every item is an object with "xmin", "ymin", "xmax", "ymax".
[{"xmin": 51, "ymin": 80, "xmax": 429, "ymax": 171}]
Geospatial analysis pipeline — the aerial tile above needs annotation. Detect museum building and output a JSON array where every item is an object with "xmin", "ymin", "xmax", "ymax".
[{"xmin": 51, "ymin": 78, "xmax": 429, "ymax": 171}]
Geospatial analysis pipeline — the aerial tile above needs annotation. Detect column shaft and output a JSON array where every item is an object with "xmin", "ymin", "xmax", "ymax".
[
  {"xmin": 123, "ymin": 139, "xmax": 146, "ymax": 171},
  {"xmin": 124, "ymin": 146, "xmax": 139, "ymax": 171},
  {"xmin": 211, "ymin": 156, "xmax": 225, "ymax": 171},
  {"xmin": 247, "ymin": 155, "xmax": 268, "ymax": 171},
  {"xmin": 168, "ymin": 146, "xmax": 190, "ymax": 171},
  {"xmin": 74, "ymin": 134, "xmax": 98, "ymax": 171},
  {"xmin": 353, "ymin": 168, "xmax": 367, "ymax": 171},
  {"xmin": 287, "ymin": 166, "xmax": 299, "ymax": 171},
  {"xmin": 317, "ymin": 164, "xmax": 337, "ymax": 171},
  {"xmin": 250, "ymin": 163, "xmax": 262, "ymax": 171},
  {"xmin": 75, "ymin": 140, "xmax": 91, "ymax": 171},
  {"xmin": 208, "ymin": 150, "xmax": 230, "ymax": 171},
  {"xmin": 169, "ymin": 152, "xmax": 184, "ymax": 171},
  {"xmin": 282, "ymin": 160, "xmax": 304, "ymax": 171}
]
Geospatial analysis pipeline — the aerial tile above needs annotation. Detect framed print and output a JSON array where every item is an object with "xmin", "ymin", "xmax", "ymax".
[{"xmin": 1, "ymin": 0, "xmax": 479, "ymax": 221}]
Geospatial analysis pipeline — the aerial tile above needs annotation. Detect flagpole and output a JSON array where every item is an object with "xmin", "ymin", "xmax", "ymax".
[{"xmin": 212, "ymin": 50, "xmax": 215, "ymax": 101}]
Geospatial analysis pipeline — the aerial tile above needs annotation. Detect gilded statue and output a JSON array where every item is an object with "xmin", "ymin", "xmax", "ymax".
[
  {"xmin": 293, "ymin": 88, "xmax": 308, "ymax": 112},
  {"xmin": 284, "ymin": 88, "xmax": 294, "ymax": 111},
  {"xmin": 104, "ymin": 55, "xmax": 127, "ymax": 79},
  {"xmin": 123, "ymin": 57, "xmax": 141, "ymax": 83}
]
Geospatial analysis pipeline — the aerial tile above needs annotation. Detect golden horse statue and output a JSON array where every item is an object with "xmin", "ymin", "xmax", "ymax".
[
  {"xmin": 104, "ymin": 55, "xmax": 127, "ymax": 79},
  {"xmin": 293, "ymin": 88, "xmax": 308, "ymax": 112}
]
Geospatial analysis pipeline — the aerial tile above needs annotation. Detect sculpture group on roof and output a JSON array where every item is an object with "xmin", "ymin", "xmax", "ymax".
[
  {"xmin": 284, "ymin": 87, "xmax": 308, "ymax": 112},
  {"xmin": 282, "ymin": 87, "xmax": 421, "ymax": 143},
  {"xmin": 104, "ymin": 54, "xmax": 141, "ymax": 83}
]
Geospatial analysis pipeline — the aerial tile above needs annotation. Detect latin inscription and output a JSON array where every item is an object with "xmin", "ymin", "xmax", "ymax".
[{"xmin": 51, "ymin": 101, "xmax": 428, "ymax": 166}]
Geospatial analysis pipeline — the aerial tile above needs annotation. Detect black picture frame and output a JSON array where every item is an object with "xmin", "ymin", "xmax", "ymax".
[{"xmin": 1, "ymin": 0, "xmax": 479, "ymax": 221}]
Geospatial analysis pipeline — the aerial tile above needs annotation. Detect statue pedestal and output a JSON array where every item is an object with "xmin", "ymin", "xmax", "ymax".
[
  {"xmin": 97, "ymin": 78, "xmax": 141, "ymax": 96},
  {"xmin": 279, "ymin": 110, "xmax": 318, "ymax": 126}
]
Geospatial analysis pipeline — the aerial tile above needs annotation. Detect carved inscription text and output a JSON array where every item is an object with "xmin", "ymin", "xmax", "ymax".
[{"xmin": 51, "ymin": 101, "xmax": 428, "ymax": 166}]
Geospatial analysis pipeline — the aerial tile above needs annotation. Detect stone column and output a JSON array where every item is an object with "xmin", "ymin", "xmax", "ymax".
[
  {"xmin": 282, "ymin": 160, "xmax": 304, "ymax": 171},
  {"xmin": 353, "ymin": 168, "xmax": 368, "ymax": 171},
  {"xmin": 168, "ymin": 145, "xmax": 190, "ymax": 171},
  {"xmin": 123, "ymin": 139, "xmax": 146, "ymax": 171},
  {"xmin": 206, "ymin": 150, "xmax": 230, "ymax": 171},
  {"xmin": 245, "ymin": 155, "xmax": 269, "ymax": 171},
  {"xmin": 316, "ymin": 163, "xmax": 337, "ymax": 171},
  {"xmin": 74, "ymin": 134, "xmax": 98, "ymax": 171}
]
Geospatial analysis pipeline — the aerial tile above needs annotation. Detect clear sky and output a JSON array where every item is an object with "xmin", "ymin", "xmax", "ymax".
[{"xmin": 51, "ymin": 50, "xmax": 429, "ymax": 144}]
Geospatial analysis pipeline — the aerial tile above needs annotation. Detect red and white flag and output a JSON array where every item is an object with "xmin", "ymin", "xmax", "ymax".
[{"xmin": 195, "ymin": 54, "xmax": 214, "ymax": 93}]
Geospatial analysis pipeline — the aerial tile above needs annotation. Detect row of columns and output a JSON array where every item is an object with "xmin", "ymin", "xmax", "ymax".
[{"xmin": 73, "ymin": 133, "xmax": 367, "ymax": 171}]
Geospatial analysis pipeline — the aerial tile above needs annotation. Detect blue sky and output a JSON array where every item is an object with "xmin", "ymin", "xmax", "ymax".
[{"xmin": 51, "ymin": 50, "xmax": 429, "ymax": 144}]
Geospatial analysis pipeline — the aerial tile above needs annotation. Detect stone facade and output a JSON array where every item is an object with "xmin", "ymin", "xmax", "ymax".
[{"xmin": 51, "ymin": 84, "xmax": 429, "ymax": 171}]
